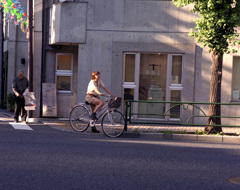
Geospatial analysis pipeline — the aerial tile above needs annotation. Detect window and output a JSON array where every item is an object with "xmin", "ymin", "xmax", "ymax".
[
  {"xmin": 232, "ymin": 57, "xmax": 240, "ymax": 100},
  {"xmin": 123, "ymin": 53, "xmax": 137, "ymax": 96},
  {"xmin": 170, "ymin": 90, "xmax": 181, "ymax": 118},
  {"xmin": 171, "ymin": 55, "xmax": 183, "ymax": 85},
  {"xmin": 56, "ymin": 53, "xmax": 73, "ymax": 93},
  {"xmin": 124, "ymin": 54, "xmax": 135, "ymax": 83},
  {"xmin": 169, "ymin": 55, "xmax": 183, "ymax": 118},
  {"xmin": 123, "ymin": 53, "xmax": 138, "ymax": 115},
  {"xmin": 123, "ymin": 53, "xmax": 184, "ymax": 121},
  {"xmin": 138, "ymin": 53, "xmax": 167, "ymax": 119}
]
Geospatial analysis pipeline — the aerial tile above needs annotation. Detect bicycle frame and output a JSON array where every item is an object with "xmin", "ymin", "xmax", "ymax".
[{"xmin": 83, "ymin": 95, "xmax": 114, "ymax": 122}]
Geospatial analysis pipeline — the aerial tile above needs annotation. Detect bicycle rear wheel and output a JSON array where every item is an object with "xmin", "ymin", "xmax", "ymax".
[
  {"xmin": 101, "ymin": 110, "xmax": 125, "ymax": 137},
  {"xmin": 70, "ymin": 105, "xmax": 90, "ymax": 132}
]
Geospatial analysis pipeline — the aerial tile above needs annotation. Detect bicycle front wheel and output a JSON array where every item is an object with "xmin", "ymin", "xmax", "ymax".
[
  {"xmin": 70, "ymin": 105, "xmax": 90, "ymax": 132},
  {"xmin": 101, "ymin": 110, "xmax": 125, "ymax": 137}
]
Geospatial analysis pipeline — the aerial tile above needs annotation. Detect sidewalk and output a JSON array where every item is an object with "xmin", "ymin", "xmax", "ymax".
[
  {"xmin": 0, "ymin": 109, "xmax": 14, "ymax": 122},
  {"xmin": 1, "ymin": 109, "xmax": 240, "ymax": 144}
]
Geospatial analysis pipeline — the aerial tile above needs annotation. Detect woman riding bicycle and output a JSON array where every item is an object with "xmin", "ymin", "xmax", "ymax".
[{"xmin": 85, "ymin": 71, "xmax": 114, "ymax": 133}]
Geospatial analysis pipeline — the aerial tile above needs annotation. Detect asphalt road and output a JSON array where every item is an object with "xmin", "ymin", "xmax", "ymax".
[{"xmin": 0, "ymin": 122, "xmax": 240, "ymax": 190}]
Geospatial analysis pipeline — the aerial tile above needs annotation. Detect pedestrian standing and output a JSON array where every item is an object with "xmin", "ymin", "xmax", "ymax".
[{"xmin": 12, "ymin": 69, "xmax": 29, "ymax": 123}]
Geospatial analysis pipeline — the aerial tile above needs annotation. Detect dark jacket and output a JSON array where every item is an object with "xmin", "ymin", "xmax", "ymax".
[{"xmin": 12, "ymin": 76, "xmax": 29, "ymax": 96}]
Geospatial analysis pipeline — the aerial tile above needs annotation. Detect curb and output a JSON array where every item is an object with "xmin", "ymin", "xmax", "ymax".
[
  {"xmin": 42, "ymin": 120, "xmax": 240, "ymax": 144},
  {"xmin": 121, "ymin": 132, "xmax": 240, "ymax": 144}
]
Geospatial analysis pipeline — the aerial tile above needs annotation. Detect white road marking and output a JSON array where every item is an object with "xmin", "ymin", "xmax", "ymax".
[{"xmin": 9, "ymin": 122, "xmax": 33, "ymax": 130}]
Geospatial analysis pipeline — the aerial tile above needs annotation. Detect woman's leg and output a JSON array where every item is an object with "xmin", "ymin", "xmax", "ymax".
[
  {"xmin": 90, "ymin": 104, "xmax": 95, "ymax": 113},
  {"xmin": 91, "ymin": 98, "xmax": 104, "ymax": 113},
  {"xmin": 89, "ymin": 98, "xmax": 104, "ymax": 133}
]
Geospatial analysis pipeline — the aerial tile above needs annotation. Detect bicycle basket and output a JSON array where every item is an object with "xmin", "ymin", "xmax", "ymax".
[{"xmin": 108, "ymin": 97, "xmax": 122, "ymax": 108}]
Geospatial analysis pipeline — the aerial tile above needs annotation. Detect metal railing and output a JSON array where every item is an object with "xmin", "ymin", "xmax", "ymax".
[{"xmin": 124, "ymin": 100, "xmax": 240, "ymax": 130}]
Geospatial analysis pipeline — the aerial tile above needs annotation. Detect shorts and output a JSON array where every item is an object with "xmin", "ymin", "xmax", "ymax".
[{"xmin": 85, "ymin": 94, "xmax": 99, "ymax": 104}]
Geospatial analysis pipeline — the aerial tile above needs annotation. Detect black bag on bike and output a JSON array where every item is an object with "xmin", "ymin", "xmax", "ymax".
[{"xmin": 108, "ymin": 97, "xmax": 122, "ymax": 108}]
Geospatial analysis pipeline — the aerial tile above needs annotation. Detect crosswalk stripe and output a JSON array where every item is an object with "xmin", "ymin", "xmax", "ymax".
[{"xmin": 9, "ymin": 122, "xmax": 33, "ymax": 130}]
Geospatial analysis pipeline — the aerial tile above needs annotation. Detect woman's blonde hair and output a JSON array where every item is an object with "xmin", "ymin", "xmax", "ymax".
[{"xmin": 91, "ymin": 71, "xmax": 100, "ymax": 80}]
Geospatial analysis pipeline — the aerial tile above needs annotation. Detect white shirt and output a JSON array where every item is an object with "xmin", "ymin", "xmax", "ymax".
[{"xmin": 86, "ymin": 79, "xmax": 105, "ymax": 96}]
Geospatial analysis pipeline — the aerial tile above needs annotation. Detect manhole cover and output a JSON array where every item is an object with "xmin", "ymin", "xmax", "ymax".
[{"xmin": 228, "ymin": 177, "xmax": 240, "ymax": 185}]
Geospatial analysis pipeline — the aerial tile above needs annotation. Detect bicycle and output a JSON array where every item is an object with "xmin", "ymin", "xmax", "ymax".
[{"xmin": 69, "ymin": 95, "xmax": 125, "ymax": 138}]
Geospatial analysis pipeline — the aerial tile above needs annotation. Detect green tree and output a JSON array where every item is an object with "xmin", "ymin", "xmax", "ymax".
[
  {"xmin": 171, "ymin": 0, "xmax": 240, "ymax": 133},
  {"xmin": 1, "ymin": 0, "xmax": 27, "ymax": 25}
]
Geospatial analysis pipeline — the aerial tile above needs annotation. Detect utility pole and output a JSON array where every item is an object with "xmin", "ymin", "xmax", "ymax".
[
  {"xmin": 0, "ymin": 8, "xmax": 3, "ymax": 108},
  {"xmin": 28, "ymin": 0, "xmax": 33, "ymax": 117}
]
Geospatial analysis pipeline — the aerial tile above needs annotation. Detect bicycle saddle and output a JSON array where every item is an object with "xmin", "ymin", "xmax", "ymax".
[{"xmin": 85, "ymin": 101, "xmax": 90, "ymax": 105}]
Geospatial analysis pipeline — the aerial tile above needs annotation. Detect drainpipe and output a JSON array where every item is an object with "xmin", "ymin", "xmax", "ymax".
[
  {"xmin": 40, "ymin": 0, "xmax": 47, "ymax": 117},
  {"xmin": 0, "ymin": 8, "xmax": 3, "ymax": 107}
]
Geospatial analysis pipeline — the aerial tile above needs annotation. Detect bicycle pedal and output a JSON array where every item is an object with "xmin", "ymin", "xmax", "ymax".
[{"xmin": 90, "ymin": 120, "xmax": 95, "ymax": 127}]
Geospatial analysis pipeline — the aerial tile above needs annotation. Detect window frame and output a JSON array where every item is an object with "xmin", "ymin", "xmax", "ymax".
[
  {"xmin": 167, "ymin": 54, "xmax": 184, "ymax": 121},
  {"xmin": 123, "ymin": 52, "xmax": 184, "ymax": 121},
  {"xmin": 123, "ymin": 52, "xmax": 140, "ymax": 119},
  {"xmin": 169, "ymin": 54, "xmax": 184, "ymax": 88},
  {"xmin": 231, "ymin": 56, "xmax": 240, "ymax": 102},
  {"xmin": 55, "ymin": 53, "xmax": 73, "ymax": 93}
]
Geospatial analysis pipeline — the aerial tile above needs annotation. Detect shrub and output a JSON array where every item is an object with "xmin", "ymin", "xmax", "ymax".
[{"xmin": 5, "ymin": 93, "xmax": 15, "ymax": 112}]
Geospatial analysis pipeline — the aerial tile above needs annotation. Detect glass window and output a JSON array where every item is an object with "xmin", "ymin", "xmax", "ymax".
[
  {"xmin": 56, "ymin": 54, "xmax": 73, "ymax": 92},
  {"xmin": 123, "ymin": 52, "xmax": 183, "ymax": 121},
  {"xmin": 138, "ymin": 53, "xmax": 167, "ymax": 119},
  {"xmin": 124, "ymin": 88, "xmax": 134, "ymax": 101},
  {"xmin": 171, "ymin": 55, "xmax": 182, "ymax": 84},
  {"xmin": 57, "ymin": 54, "xmax": 72, "ymax": 71},
  {"xmin": 139, "ymin": 54, "xmax": 167, "ymax": 101},
  {"xmin": 170, "ymin": 90, "xmax": 181, "ymax": 118},
  {"xmin": 232, "ymin": 57, "xmax": 240, "ymax": 100},
  {"xmin": 57, "ymin": 76, "xmax": 71, "ymax": 91},
  {"xmin": 123, "ymin": 88, "xmax": 134, "ymax": 117},
  {"xmin": 124, "ymin": 54, "xmax": 135, "ymax": 83}
]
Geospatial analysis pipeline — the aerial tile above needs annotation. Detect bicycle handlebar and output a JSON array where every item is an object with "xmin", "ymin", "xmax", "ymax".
[
  {"xmin": 104, "ymin": 94, "xmax": 112, "ymax": 98},
  {"xmin": 103, "ymin": 94, "xmax": 116, "ymax": 102}
]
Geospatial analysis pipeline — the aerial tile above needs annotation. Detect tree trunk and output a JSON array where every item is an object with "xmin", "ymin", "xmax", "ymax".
[{"xmin": 205, "ymin": 50, "xmax": 223, "ymax": 134}]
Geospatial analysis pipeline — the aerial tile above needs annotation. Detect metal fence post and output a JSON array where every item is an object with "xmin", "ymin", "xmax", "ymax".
[{"xmin": 124, "ymin": 101, "xmax": 128, "ymax": 131}]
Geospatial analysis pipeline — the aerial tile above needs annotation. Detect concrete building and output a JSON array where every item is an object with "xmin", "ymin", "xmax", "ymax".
[
  {"xmin": 1, "ymin": 0, "xmax": 28, "ymax": 107},
  {"xmin": 2, "ymin": 0, "xmax": 240, "ymax": 125}
]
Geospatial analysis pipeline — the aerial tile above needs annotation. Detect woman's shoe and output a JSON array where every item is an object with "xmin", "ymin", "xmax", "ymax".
[
  {"xmin": 91, "ymin": 113, "xmax": 98, "ymax": 121},
  {"xmin": 91, "ymin": 126, "xmax": 100, "ymax": 133}
]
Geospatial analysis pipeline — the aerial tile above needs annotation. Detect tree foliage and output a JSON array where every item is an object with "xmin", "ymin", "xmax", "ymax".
[
  {"xmin": 172, "ymin": 0, "xmax": 240, "ymax": 54},
  {"xmin": 1, "ymin": 0, "xmax": 27, "ymax": 25}
]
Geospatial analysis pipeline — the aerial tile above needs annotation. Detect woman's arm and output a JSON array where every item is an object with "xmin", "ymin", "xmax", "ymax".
[
  {"xmin": 102, "ymin": 86, "xmax": 114, "ymax": 97},
  {"xmin": 94, "ymin": 88, "xmax": 104, "ymax": 96}
]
